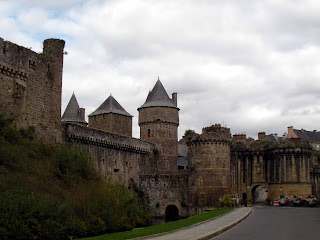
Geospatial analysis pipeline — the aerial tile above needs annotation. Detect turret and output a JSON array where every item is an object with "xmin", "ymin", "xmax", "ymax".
[
  {"xmin": 138, "ymin": 79, "xmax": 179, "ymax": 173},
  {"xmin": 61, "ymin": 93, "xmax": 87, "ymax": 126},
  {"xmin": 188, "ymin": 124, "xmax": 232, "ymax": 208},
  {"xmin": 43, "ymin": 39, "xmax": 65, "ymax": 130},
  {"xmin": 88, "ymin": 94, "xmax": 132, "ymax": 136}
]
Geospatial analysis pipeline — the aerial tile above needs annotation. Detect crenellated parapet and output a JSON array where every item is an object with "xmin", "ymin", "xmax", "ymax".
[
  {"xmin": 63, "ymin": 122, "xmax": 154, "ymax": 154},
  {"xmin": 0, "ymin": 64, "xmax": 28, "ymax": 81},
  {"xmin": 267, "ymin": 147, "xmax": 312, "ymax": 155}
]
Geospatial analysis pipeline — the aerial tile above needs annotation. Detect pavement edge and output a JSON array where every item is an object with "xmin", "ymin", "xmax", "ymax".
[
  {"xmin": 195, "ymin": 207, "xmax": 252, "ymax": 240},
  {"xmin": 132, "ymin": 208, "xmax": 236, "ymax": 240}
]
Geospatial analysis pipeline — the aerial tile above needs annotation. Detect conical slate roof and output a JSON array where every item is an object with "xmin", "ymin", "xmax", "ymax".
[
  {"xmin": 89, "ymin": 95, "xmax": 132, "ymax": 117},
  {"xmin": 61, "ymin": 93, "xmax": 87, "ymax": 124},
  {"xmin": 138, "ymin": 79, "xmax": 178, "ymax": 109}
]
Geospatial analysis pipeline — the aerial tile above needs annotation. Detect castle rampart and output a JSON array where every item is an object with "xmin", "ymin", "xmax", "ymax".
[
  {"xmin": 0, "ymin": 37, "xmax": 65, "ymax": 141},
  {"xmin": 139, "ymin": 173, "xmax": 189, "ymax": 217},
  {"xmin": 62, "ymin": 122, "xmax": 156, "ymax": 185},
  {"xmin": 187, "ymin": 125, "xmax": 232, "ymax": 209}
]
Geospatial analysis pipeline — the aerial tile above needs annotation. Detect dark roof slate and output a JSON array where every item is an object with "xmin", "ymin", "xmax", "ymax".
[
  {"xmin": 178, "ymin": 143, "xmax": 188, "ymax": 157},
  {"xmin": 89, "ymin": 95, "xmax": 132, "ymax": 117},
  {"xmin": 138, "ymin": 79, "xmax": 178, "ymax": 109},
  {"xmin": 178, "ymin": 156, "xmax": 188, "ymax": 167},
  {"xmin": 61, "ymin": 93, "xmax": 87, "ymax": 124},
  {"xmin": 293, "ymin": 129, "xmax": 320, "ymax": 143},
  {"xmin": 265, "ymin": 135, "xmax": 282, "ymax": 142}
]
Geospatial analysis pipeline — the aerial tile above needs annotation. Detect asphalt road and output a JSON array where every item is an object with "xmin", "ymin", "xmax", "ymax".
[{"xmin": 212, "ymin": 206, "xmax": 320, "ymax": 240}]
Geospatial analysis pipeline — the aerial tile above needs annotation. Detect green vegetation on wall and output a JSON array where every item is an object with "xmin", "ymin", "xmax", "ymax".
[{"xmin": 0, "ymin": 114, "xmax": 151, "ymax": 240}]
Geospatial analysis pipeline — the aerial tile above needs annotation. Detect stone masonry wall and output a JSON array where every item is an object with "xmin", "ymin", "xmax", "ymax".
[
  {"xmin": 189, "ymin": 141, "xmax": 231, "ymax": 208},
  {"xmin": 89, "ymin": 113, "xmax": 132, "ymax": 137},
  {"xmin": 139, "ymin": 107, "xmax": 179, "ymax": 173},
  {"xmin": 188, "ymin": 125, "xmax": 232, "ymax": 209},
  {"xmin": 62, "ymin": 122, "xmax": 156, "ymax": 185},
  {"xmin": 0, "ymin": 37, "xmax": 65, "ymax": 141},
  {"xmin": 311, "ymin": 166, "xmax": 320, "ymax": 198},
  {"xmin": 266, "ymin": 148, "xmax": 312, "ymax": 184},
  {"xmin": 268, "ymin": 183, "xmax": 312, "ymax": 200},
  {"xmin": 139, "ymin": 174, "xmax": 189, "ymax": 217}
]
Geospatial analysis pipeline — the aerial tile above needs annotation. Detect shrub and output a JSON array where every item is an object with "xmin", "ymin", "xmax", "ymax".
[
  {"xmin": 219, "ymin": 192, "xmax": 234, "ymax": 208},
  {"xmin": 0, "ymin": 114, "xmax": 152, "ymax": 239},
  {"xmin": 53, "ymin": 145, "xmax": 98, "ymax": 183}
]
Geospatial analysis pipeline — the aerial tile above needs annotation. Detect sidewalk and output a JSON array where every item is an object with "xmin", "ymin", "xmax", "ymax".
[{"xmin": 137, "ymin": 207, "xmax": 252, "ymax": 240}]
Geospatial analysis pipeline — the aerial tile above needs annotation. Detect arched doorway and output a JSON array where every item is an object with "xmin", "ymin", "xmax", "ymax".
[
  {"xmin": 252, "ymin": 185, "xmax": 268, "ymax": 203},
  {"xmin": 165, "ymin": 205, "xmax": 179, "ymax": 221}
]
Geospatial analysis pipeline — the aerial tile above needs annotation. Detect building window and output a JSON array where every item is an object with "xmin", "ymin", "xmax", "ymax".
[
  {"xmin": 114, "ymin": 169, "xmax": 119, "ymax": 172},
  {"xmin": 148, "ymin": 129, "xmax": 150, "ymax": 138}
]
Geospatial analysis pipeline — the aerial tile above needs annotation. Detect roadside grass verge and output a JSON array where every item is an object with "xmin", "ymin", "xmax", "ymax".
[{"xmin": 81, "ymin": 208, "xmax": 232, "ymax": 240}]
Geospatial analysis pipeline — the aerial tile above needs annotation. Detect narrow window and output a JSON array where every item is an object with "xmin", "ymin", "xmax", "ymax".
[
  {"xmin": 114, "ymin": 169, "xmax": 119, "ymax": 172},
  {"xmin": 148, "ymin": 129, "xmax": 151, "ymax": 138}
]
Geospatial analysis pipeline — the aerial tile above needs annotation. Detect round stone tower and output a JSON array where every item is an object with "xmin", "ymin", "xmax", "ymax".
[
  {"xmin": 187, "ymin": 124, "xmax": 232, "ymax": 209},
  {"xmin": 138, "ymin": 79, "xmax": 179, "ymax": 173}
]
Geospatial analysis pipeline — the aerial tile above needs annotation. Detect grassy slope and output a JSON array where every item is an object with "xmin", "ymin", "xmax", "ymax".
[
  {"xmin": 81, "ymin": 208, "xmax": 232, "ymax": 240},
  {"xmin": 0, "ymin": 115, "xmax": 151, "ymax": 239}
]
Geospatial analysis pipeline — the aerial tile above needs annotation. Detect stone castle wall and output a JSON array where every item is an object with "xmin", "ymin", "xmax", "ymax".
[
  {"xmin": 231, "ymin": 146, "xmax": 313, "ymax": 203},
  {"xmin": 311, "ymin": 165, "xmax": 320, "ymax": 198},
  {"xmin": 0, "ymin": 37, "xmax": 65, "ymax": 141},
  {"xmin": 139, "ymin": 107, "xmax": 179, "ymax": 173},
  {"xmin": 188, "ymin": 126, "xmax": 232, "ymax": 208},
  {"xmin": 89, "ymin": 113, "xmax": 132, "ymax": 137},
  {"xmin": 266, "ymin": 148, "xmax": 311, "ymax": 184},
  {"xmin": 139, "ymin": 174, "xmax": 189, "ymax": 217},
  {"xmin": 62, "ymin": 122, "xmax": 156, "ymax": 185}
]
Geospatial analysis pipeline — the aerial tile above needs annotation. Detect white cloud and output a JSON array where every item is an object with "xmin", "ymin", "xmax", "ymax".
[{"xmin": 1, "ymin": 0, "xmax": 320, "ymax": 139}]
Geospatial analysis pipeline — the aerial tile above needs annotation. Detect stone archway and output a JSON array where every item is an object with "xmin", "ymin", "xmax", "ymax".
[
  {"xmin": 165, "ymin": 205, "xmax": 179, "ymax": 221},
  {"xmin": 252, "ymin": 185, "xmax": 268, "ymax": 203}
]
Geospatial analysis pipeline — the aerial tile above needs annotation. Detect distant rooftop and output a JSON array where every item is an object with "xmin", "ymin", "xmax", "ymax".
[
  {"xmin": 61, "ymin": 93, "xmax": 87, "ymax": 124},
  {"xmin": 138, "ymin": 79, "xmax": 178, "ymax": 109},
  {"xmin": 293, "ymin": 129, "xmax": 320, "ymax": 143},
  {"xmin": 89, "ymin": 95, "xmax": 132, "ymax": 117}
]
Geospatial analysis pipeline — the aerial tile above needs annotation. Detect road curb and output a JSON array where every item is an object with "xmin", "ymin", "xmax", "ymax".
[
  {"xmin": 195, "ymin": 207, "xmax": 252, "ymax": 240},
  {"xmin": 132, "ymin": 208, "xmax": 236, "ymax": 240}
]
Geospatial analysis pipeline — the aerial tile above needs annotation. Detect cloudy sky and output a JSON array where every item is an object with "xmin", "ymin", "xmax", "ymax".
[{"xmin": 1, "ymin": 0, "xmax": 320, "ymax": 139}]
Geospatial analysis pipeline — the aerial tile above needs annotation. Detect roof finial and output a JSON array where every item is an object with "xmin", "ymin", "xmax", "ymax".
[
  {"xmin": 110, "ymin": 93, "xmax": 112, "ymax": 96},
  {"xmin": 158, "ymin": 76, "xmax": 160, "ymax": 81}
]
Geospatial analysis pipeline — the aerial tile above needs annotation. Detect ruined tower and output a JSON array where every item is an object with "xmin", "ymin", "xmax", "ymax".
[
  {"xmin": 138, "ymin": 79, "xmax": 179, "ymax": 173},
  {"xmin": 61, "ymin": 93, "xmax": 87, "ymax": 126},
  {"xmin": 88, "ymin": 94, "xmax": 133, "ymax": 137},
  {"xmin": 188, "ymin": 125, "xmax": 232, "ymax": 208}
]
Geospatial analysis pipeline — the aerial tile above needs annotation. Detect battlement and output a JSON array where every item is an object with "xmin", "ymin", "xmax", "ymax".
[
  {"xmin": 187, "ymin": 124, "xmax": 232, "ymax": 144},
  {"xmin": 62, "ymin": 122, "xmax": 154, "ymax": 154}
]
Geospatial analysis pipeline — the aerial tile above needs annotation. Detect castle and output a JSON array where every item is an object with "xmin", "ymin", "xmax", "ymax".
[{"xmin": 1, "ymin": 38, "xmax": 319, "ymax": 219}]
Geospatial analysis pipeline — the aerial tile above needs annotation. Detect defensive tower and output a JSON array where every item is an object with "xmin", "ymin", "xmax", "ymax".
[
  {"xmin": 88, "ymin": 94, "xmax": 132, "ymax": 136},
  {"xmin": 188, "ymin": 124, "xmax": 232, "ymax": 208},
  {"xmin": 61, "ymin": 93, "xmax": 87, "ymax": 126},
  {"xmin": 0, "ymin": 37, "xmax": 65, "ymax": 141},
  {"xmin": 138, "ymin": 79, "xmax": 179, "ymax": 173}
]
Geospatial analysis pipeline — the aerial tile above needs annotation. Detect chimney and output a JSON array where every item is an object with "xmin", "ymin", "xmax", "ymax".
[
  {"xmin": 258, "ymin": 132, "xmax": 266, "ymax": 141},
  {"xmin": 287, "ymin": 126, "xmax": 295, "ymax": 138},
  {"xmin": 172, "ymin": 92, "xmax": 177, "ymax": 107},
  {"xmin": 80, "ymin": 108, "xmax": 85, "ymax": 121}
]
